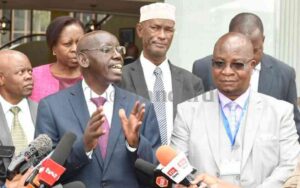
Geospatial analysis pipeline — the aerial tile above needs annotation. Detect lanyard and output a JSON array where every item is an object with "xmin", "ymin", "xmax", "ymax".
[{"xmin": 220, "ymin": 97, "xmax": 249, "ymax": 147}]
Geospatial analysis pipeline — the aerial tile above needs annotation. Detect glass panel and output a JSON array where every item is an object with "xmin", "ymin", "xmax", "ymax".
[
  {"xmin": 32, "ymin": 10, "xmax": 50, "ymax": 33},
  {"xmin": 13, "ymin": 10, "xmax": 25, "ymax": 31}
]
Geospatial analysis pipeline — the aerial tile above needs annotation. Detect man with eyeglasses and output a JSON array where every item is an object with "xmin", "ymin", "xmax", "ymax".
[
  {"xmin": 192, "ymin": 12, "xmax": 300, "ymax": 140},
  {"xmin": 119, "ymin": 2, "xmax": 204, "ymax": 145},
  {"xmin": 34, "ymin": 30, "xmax": 161, "ymax": 187},
  {"xmin": 171, "ymin": 32, "xmax": 300, "ymax": 188}
]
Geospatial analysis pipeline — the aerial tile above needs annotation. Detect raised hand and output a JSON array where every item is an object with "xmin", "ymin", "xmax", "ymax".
[
  {"xmin": 83, "ymin": 106, "xmax": 106, "ymax": 152},
  {"xmin": 119, "ymin": 101, "xmax": 145, "ymax": 148}
]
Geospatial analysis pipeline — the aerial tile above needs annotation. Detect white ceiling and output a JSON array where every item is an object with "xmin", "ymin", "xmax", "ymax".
[{"xmin": 2, "ymin": 0, "xmax": 162, "ymax": 15}]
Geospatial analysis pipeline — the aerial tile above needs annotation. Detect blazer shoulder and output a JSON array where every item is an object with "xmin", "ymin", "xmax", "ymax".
[
  {"xmin": 170, "ymin": 63, "xmax": 202, "ymax": 82},
  {"xmin": 262, "ymin": 54, "xmax": 295, "ymax": 74},
  {"xmin": 255, "ymin": 91, "xmax": 293, "ymax": 111}
]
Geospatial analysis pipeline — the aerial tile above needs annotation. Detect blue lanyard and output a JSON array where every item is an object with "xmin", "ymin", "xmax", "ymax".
[{"xmin": 220, "ymin": 97, "xmax": 249, "ymax": 147}]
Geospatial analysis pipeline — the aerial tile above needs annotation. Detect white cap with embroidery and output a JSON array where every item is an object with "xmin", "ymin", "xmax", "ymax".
[{"xmin": 139, "ymin": 2, "xmax": 176, "ymax": 23}]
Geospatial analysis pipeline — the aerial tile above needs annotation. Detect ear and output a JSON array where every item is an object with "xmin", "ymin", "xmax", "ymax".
[
  {"xmin": 262, "ymin": 35, "xmax": 265, "ymax": 43},
  {"xmin": 0, "ymin": 73, "xmax": 5, "ymax": 86},
  {"xmin": 249, "ymin": 59, "xmax": 257, "ymax": 69},
  {"xmin": 136, "ymin": 23, "xmax": 143, "ymax": 38},
  {"xmin": 77, "ymin": 52, "xmax": 90, "ymax": 68}
]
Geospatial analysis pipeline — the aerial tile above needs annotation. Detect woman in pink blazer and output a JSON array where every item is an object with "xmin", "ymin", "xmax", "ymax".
[{"xmin": 30, "ymin": 16, "xmax": 84, "ymax": 102}]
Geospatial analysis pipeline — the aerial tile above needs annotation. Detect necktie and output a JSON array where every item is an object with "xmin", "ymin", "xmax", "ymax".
[
  {"xmin": 229, "ymin": 102, "xmax": 238, "ymax": 133},
  {"xmin": 10, "ymin": 106, "xmax": 28, "ymax": 154},
  {"xmin": 90, "ymin": 97, "xmax": 110, "ymax": 159},
  {"xmin": 152, "ymin": 67, "xmax": 168, "ymax": 145}
]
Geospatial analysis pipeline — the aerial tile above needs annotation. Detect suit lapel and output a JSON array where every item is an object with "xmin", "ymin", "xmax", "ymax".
[
  {"xmin": 241, "ymin": 91, "xmax": 263, "ymax": 170},
  {"xmin": 103, "ymin": 86, "xmax": 126, "ymax": 173},
  {"xmin": 203, "ymin": 90, "xmax": 221, "ymax": 169},
  {"xmin": 27, "ymin": 99, "xmax": 37, "ymax": 125},
  {"xmin": 129, "ymin": 60, "xmax": 150, "ymax": 99},
  {"xmin": 0, "ymin": 103, "xmax": 13, "ymax": 145},
  {"xmin": 258, "ymin": 55, "xmax": 273, "ymax": 94},
  {"xmin": 68, "ymin": 82, "xmax": 104, "ymax": 168},
  {"xmin": 170, "ymin": 63, "xmax": 183, "ymax": 119}
]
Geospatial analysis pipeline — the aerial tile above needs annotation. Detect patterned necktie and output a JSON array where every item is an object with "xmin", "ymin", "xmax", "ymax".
[
  {"xmin": 90, "ymin": 97, "xmax": 110, "ymax": 159},
  {"xmin": 229, "ymin": 102, "xmax": 238, "ymax": 133},
  {"xmin": 152, "ymin": 67, "xmax": 168, "ymax": 145},
  {"xmin": 10, "ymin": 106, "xmax": 28, "ymax": 154}
]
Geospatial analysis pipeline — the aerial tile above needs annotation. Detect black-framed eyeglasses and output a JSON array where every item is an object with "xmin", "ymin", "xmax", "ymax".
[
  {"xmin": 211, "ymin": 59, "xmax": 252, "ymax": 71},
  {"xmin": 80, "ymin": 45, "xmax": 126, "ymax": 56}
]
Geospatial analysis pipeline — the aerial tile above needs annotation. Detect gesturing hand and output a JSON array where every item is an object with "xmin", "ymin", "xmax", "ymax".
[
  {"xmin": 83, "ymin": 106, "xmax": 106, "ymax": 152},
  {"xmin": 119, "ymin": 101, "xmax": 145, "ymax": 148}
]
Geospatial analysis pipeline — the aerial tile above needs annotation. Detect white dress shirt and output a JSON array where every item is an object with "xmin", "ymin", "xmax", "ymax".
[
  {"xmin": 82, "ymin": 79, "xmax": 114, "ymax": 126},
  {"xmin": 250, "ymin": 63, "xmax": 261, "ymax": 92},
  {"xmin": 0, "ymin": 95, "xmax": 35, "ymax": 143},
  {"xmin": 140, "ymin": 52, "xmax": 173, "ymax": 144}
]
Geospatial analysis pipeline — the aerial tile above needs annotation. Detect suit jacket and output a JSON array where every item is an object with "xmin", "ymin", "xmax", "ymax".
[
  {"xmin": 0, "ymin": 99, "xmax": 37, "ymax": 145},
  {"xmin": 171, "ymin": 90, "xmax": 300, "ymax": 188},
  {"xmin": 34, "ymin": 81, "xmax": 161, "ymax": 188},
  {"xmin": 119, "ymin": 59, "xmax": 204, "ymax": 119},
  {"xmin": 192, "ymin": 54, "xmax": 300, "ymax": 139}
]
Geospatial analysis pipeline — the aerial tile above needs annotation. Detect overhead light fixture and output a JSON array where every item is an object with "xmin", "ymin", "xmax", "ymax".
[{"xmin": 0, "ymin": 0, "xmax": 11, "ymax": 35}]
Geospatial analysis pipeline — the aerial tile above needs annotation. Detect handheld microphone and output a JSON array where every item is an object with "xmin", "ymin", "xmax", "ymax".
[
  {"xmin": 7, "ymin": 134, "xmax": 52, "ymax": 180},
  {"xmin": 25, "ymin": 132, "xmax": 77, "ymax": 188},
  {"xmin": 52, "ymin": 181, "xmax": 86, "ymax": 188},
  {"xmin": 156, "ymin": 145, "xmax": 201, "ymax": 187},
  {"xmin": 134, "ymin": 159, "xmax": 172, "ymax": 188}
]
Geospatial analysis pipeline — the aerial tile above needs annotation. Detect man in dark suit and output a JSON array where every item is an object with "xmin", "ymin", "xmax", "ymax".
[
  {"xmin": 192, "ymin": 13, "xmax": 300, "ymax": 137},
  {"xmin": 35, "ymin": 30, "xmax": 161, "ymax": 187},
  {"xmin": 119, "ymin": 3, "xmax": 204, "ymax": 145}
]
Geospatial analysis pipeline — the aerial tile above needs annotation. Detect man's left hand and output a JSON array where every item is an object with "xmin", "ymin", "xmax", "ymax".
[{"xmin": 119, "ymin": 101, "xmax": 145, "ymax": 148}]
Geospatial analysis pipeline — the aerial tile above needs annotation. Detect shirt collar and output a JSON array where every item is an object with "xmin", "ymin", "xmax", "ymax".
[
  {"xmin": 140, "ymin": 51, "xmax": 170, "ymax": 76},
  {"xmin": 254, "ymin": 62, "xmax": 261, "ymax": 71},
  {"xmin": 82, "ymin": 79, "xmax": 115, "ymax": 102},
  {"xmin": 218, "ymin": 88, "xmax": 250, "ymax": 109},
  {"xmin": 0, "ymin": 95, "xmax": 28, "ymax": 113}
]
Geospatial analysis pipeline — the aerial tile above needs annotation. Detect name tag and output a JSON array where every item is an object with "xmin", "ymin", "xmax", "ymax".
[{"xmin": 219, "ymin": 160, "xmax": 241, "ymax": 176}]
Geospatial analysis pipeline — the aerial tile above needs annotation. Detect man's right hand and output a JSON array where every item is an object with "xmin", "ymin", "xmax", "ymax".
[{"xmin": 83, "ymin": 106, "xmax": 106, "ymax": 152}]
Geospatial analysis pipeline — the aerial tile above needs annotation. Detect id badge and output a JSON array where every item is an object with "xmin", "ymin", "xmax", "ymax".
[{"xmin": 219, "ymin": 160, "xmax": 241, "ymax": 176}]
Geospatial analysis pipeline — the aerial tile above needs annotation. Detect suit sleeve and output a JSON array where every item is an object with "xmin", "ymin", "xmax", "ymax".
[
  {"xmin": 285, "ymin": 68, "xmax": 300, "ymax": 140},
  {"xmin": 35, "ymin": 99, "xmax": 90, "ymax": 173},
  {"xmin": 257, "ymin": 104, "xmax": 300, "ymax": 188},
  {"xmin": 170, "ymin": 103, "xmax": 190, "ymax": 157}
]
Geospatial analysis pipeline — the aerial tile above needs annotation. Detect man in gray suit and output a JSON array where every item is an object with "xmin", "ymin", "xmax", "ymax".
[
  {"xmin": 0, "ymin": 50, "xmax": 37, "ymax": 186},
  {"xmin": 192, "ymin": 13, "xmax": 300, "ymax": 138},
  {"xmin": 172, "ymin": 32, "xmax": 300, "ymax": 188},
  {"xmin": 0, "ymin": 50, "xmax": 37, "ymax": 149},
  {"xmin": 119, "ymin": 3, "xmax": 204, "ymax": 145}
]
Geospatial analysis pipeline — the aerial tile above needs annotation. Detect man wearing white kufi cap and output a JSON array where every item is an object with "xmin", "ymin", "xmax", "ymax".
[{"xmin": 120, "ymin": 2, "xmax": 204, "ymax": 146}]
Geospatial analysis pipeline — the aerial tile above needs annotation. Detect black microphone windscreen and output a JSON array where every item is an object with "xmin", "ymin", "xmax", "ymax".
[
  {"xmin": 50, "ymin": 132, "xmax": 77, "ymax": 165},
  {"xmin": 135, "ymin": 158, "xmax": 155, "ymax": 177},
  {"xmin": 63, "ymin": 181, "xmax": 86, "ymax": 188}
]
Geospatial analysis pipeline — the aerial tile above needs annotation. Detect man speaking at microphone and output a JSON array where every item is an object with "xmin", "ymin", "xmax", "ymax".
[
  {"xmin": 35, "ymin": 30, "xmax": 161, "ymax": 188},
  {"xmin": 171, "ymin": 32, "xmax": 300, "ymax": 188}
]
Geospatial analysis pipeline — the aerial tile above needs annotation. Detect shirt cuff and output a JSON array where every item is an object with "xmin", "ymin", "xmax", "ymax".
[
  {"xmin": 86, "ymin": 150, "xmax": 93, "ymax": 159},
  {"xmin": 126, "ymin": 141, "xmax": 137, "ymax": 152}
]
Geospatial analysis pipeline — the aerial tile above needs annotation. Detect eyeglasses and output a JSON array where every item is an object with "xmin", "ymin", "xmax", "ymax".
[
  {"xmin": 80, "ymin": 45, "xmax": 126, "ymax": 56},
  {"xmin": 211, "ymin": 59, "xmax": 252, "ymax": 71}
]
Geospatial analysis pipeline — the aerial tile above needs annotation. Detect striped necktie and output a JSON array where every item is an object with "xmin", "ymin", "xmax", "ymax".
[
  {"xmin": 10, "ymin": 106, "xmax": 28, "ymax": 154},
  {"xmin": 90, "ymin": 97, "xmax": 110, "ymax": 159},
  {"xmin": 152, "ymin": 67, "xmax": 168, "ymax": 145}
]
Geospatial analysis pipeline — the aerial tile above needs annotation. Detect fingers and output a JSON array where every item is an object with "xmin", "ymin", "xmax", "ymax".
[
  {"xmin": 136, "ymin": 103, "xmax": 145, "ymax": 121},
  {"xmin": 131, "ymin": 101, "xmax": 140, "ymax": 116}
]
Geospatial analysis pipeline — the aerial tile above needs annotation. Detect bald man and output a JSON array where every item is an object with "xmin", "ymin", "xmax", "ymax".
[
  {"xmin": 171, "ymin": 32, "xmax": 300, "ymax": 188},
  {"xmin": 0, "ymin": 50, "xmax": 37, "ymax": 151},
  {"xmin": 35, "ymin": 30, "xmax": 160, "ymax": 187},
  {"xmin": 192, "ymin": 13, "xmax": 300, "ymax": 140}
]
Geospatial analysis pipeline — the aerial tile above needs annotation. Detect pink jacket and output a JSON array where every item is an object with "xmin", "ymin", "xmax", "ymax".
[{"xmin": 30, "ymin": 64, "xmax": 82, "ymax": 102}]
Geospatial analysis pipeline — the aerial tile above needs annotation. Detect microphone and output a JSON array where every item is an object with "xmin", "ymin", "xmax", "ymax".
[
  {"xmin": 52, "ymin": 181, "xmax": 86, "ymax": 188},
  {"xmin": 156, "ymin": 145, "xmax": 201, "ymax": 187},
  {"xmin": 25, "ymin": 132, "xmax": 77, "ymax": 188},
  {"xmin": 7, "ymin": 134, "xmax": 52, "ymax": 180},
  {"xmin": 134, "ymin": 158, "xmax": 172, "ymax": 188}
]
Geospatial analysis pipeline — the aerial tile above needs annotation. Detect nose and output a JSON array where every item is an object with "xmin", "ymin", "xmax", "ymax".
[
  {"xmin": 70, "ymin": 43, "xmax": 77, "ymax": 52},
  {"xmin": 112, "ymin": 48, "xmax": 123, "ymax": 61},
  {"xmin": 24, "ymin": 70, "xmax": 32, "ymax": 80},
  {"xmin": 221, "ymin": 64, "xmax": 234, "ymax": 75},
  {"xmin": 158, "ymin": 29, "xmax": 166, "ymax": 39}
]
